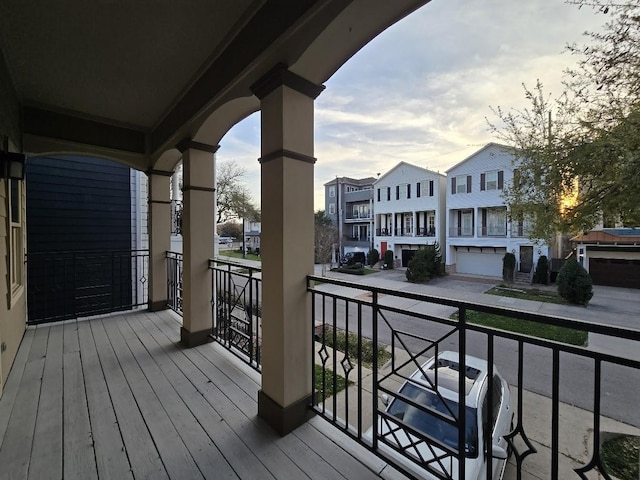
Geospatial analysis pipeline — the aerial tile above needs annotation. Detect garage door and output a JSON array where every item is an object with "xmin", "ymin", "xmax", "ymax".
[
  {"xmin": 589, "ymin": 258, "xmax": 640, "ymax": 289},
  {"xmin": 456, "ymin": 251, "xmax": 504, "ymax": 277}
]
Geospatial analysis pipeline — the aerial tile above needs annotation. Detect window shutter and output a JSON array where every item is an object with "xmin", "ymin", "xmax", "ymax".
[
  {"xmin": 387, "ymin": 187, "xmax": 391, "ymax": 200},
  {"xmin": 429, "ymin": 180, "xmax": 434, "ymax": 197},
  {"xmin": 396, "ymin": 185, "xmax": 400, "ymax": 200},
  {"xmin": 407, "ymin": 184, "xmax": 411, "ymax": 199},
  {"xmin": 451, "ymin": 177, "xmax": 456, "ymax": 195},
  {"xmin": 377, "ymin": 188, "xmax": 380, "ymax": 202},
  {"xmin": 480, "ymin": 173, "xmax": 486, "ymax": 191},
  {"xmin": 467, "ymin": 175, "xmax": 472, "ymax": 193},
  {"xmin": 498, "ymin": 170, "xmax": 504, "ymax": 190},
  {"xmin": 482, "ymin": 209, "xmax": 487, "ymax": 227},
  {"xmin": 417, "ymin": 182, "xmax": 421, "ymax": 198}
]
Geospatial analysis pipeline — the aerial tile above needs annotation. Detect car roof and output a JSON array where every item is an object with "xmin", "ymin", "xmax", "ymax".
[{"xmin": 408, "ymin": 351, "xmax": 491, "ymax": 409}]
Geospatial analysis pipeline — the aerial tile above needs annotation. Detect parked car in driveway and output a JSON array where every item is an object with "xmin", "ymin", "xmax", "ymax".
[
  {"xmin": 340, "ymin": 251, "xmax": 366, "ymax": 266},
  {"xmin": 368, "ymin": 351, "xmax": 513, "ymax": 480}
]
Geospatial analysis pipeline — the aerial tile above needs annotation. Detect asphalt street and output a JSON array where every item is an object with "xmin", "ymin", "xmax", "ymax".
[{"xmin": 311, "ymin": 266, "xmax": 640, "ymax": 428}]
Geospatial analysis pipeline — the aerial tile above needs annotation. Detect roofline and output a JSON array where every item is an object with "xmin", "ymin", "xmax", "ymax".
[
  {"xmin": 375, "ymin": 160, "xmax": 446, "ymax": 184},
  {"xmin": 445, "ymin": 142, "xmax": 514, "ymax": 173}
]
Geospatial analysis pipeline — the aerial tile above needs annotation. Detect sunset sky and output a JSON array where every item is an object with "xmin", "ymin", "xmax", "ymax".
[{"xmin": 216, "ymin": 0, "xmax": 607, "ymax": 210}]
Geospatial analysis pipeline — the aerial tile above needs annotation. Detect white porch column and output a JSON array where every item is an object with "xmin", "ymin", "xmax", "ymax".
[
  {"xmin": 176, "ymin": 139, "xmax": 219, "ymax": 347},
  {"xmin": 251, "ymin": 64, "xmax": 324, "ymax": 435},
  {"xmin": 147, "ymin": 170, "xmax": 172, "ymax": 311}
]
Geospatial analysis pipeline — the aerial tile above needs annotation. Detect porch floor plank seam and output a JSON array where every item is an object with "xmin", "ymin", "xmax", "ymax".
[{"xmin": 0, "ymin": 310, "xmax": 390, "ymax": 480}]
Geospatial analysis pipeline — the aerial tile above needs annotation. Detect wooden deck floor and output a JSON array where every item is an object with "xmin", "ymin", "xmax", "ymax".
[{"xmin": 0, "ymin": 310, "xmax": 393, "ymax": 480}]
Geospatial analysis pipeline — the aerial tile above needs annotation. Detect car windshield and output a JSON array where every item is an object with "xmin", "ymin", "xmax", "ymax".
[{"xmin": 387, "ymin": 382, "xmax": 478, "ymax": 457}]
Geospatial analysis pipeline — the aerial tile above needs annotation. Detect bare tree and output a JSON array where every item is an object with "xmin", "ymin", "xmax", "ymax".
[
  {"xmin": 315, "ymin": 210, "xmax": 337, "ymax": 275},
  {"xmin": 216, "ymin": 160, "xmax": 259, "ymax": 224}
]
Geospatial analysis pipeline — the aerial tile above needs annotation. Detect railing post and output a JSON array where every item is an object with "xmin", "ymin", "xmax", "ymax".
[{"xmin": 458, "ymin": 306, "xmax": 466, "ymax": 480}]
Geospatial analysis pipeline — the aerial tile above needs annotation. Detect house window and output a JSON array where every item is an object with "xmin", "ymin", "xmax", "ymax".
[
  {"xmin": 461, "ymin": 210, "xmax": 473, "ymax": 236},
  {"xmin": 8, "ymin": 178, "xmax": 24, "ymax": 303},
  {"xmin": 353, "ymin": 204, "xmax": 369, "ymax": 218},
  {"xmin": 329, "ymin": 186, "xmax": 335, "ymax": 197},
  {"xmin": 452, "ymin": 175, "xmax": 472, "ymax": 194},
  {"xmin": 428, "ymin": 215, "xmax": 435, "ymax": 235},
  {"xmin": 487, "ymin": 208, "xmax": 507, "ymax": 236},
  {"xmin": 397, "ymin": 183, "xmax": 409, "ymax": 200},
  {"xmin": 346, "ymin": 186, "xmax": 358, "ymax": 193},
  {"xmin": 481, "ymin": 170, "xmax": 504, "ymax": 191},
  {"xmin": 328, "ymin": 203, "xmax": 335, "ymax": 215},
  {"xmin": 404, "ymin": 215, "xmax": 413, "ymax": 235}
]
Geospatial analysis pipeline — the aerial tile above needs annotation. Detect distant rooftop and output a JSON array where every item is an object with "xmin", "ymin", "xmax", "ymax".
[{"xmin": 323, "ymin": 176, "xmax": 377, "ymax": 186}]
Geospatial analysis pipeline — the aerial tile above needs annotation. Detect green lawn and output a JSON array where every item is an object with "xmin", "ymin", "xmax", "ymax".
[
  {"xmin": 218, "ymin": 250, "xmax": 262, "ymax": 262},
  {"xmin": 486, "ymin": 286, "xmax": 567, "ymax": 305},
  {"xmin": 601, "ymin": 435, "xmax": 639, "ymax": 480},
  {"xmin": 317, "ymin": 325, "xmax": 392, "ymax": 368},
  {"xmin": 314, "ymin": 367, "xmax": 352, "ymax": 402},
  {"xmin": 459, "ymin": 310, "xmax": 588, "ymax": 346}
]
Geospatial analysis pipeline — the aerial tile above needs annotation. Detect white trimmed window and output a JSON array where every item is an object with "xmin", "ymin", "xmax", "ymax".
[
  {"xmin": 328, "ymin": 186, "xmax": 336, "ymax": 197},
  {"xmin": 328, "ymin": 203, "xmax": 335, "ymax": 215},
  {"xmin": 486, "ymin": 171, "xmax": 498, "ymax": 190},
  {"xmin": 8, "ymin": 178, "xmax": 24, "ymax": 304},
  {"xmin": 456, "ymin": 175, "xmax": 468, "ymax": 194}
]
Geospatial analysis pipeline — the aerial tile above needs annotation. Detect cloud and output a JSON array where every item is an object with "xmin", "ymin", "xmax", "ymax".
[{"xmin": 217, "ymin": 0, "xmax": 609, "ymax": 210}]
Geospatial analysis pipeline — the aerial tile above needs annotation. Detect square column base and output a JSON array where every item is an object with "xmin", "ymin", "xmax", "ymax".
[
  {"xmin": 257, "ymin": 390, "xmax": 315, "ymax": 436},
  {"xmin": 180, "ymin": 327, "xmax": 213, "ymax": 348},
  {"xmin": 148, "ymin": 300, "xmax": 168, "ymax": 312}
]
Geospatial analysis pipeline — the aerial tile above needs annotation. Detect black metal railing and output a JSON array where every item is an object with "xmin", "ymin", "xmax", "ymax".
[
  {"xmin": 26, "ymin": 249, "xmax": 149, "ymax": 324},
  {"xmin": 417, "ymin": 227, "xmax": 436, "ymax": 237},
  {"xmin": 307, "ymin": 275, "xmax": 640, "ymax": 480},
  {"xmin": 171, "ymin": 200, "xmax": 183, "ymax": 235},
  {"xmin": 166, "ymin": 251, "xmax": 183, "ymax": 315},
  {"xmin": 209, "ymin": 258, "xmax": 262, "ymax": 371}
]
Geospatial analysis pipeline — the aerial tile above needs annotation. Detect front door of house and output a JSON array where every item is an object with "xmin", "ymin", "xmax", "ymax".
[
  {"xmin": 520, "ymin": 246, "xmax": 534, "ymax": 273},
  {"xmin": 381, "ymin": 242, "xmax": 387, "ymax": 256}
]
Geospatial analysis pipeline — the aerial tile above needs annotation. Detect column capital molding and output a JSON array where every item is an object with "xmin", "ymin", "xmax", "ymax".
[
  {"xmin": 258, "ymin": 148, "xmax": 316, "ymax": 165},
  {"xmin": 251, "ymin": 63, "xmax": 325, "ymax": 100},
  {"xmin": 146, "ymin": 168, "xmax": 173, "ymax": 177},
  {"xmin": 176, "ymin": 138, "xmax": 220, "ymax": 154}
]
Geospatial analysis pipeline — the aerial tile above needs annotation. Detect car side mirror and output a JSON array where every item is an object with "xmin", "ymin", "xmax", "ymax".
[
  {"xmin": 381, "ymin": 394, "xmax": 389, "ymax": 406},
  {"xmin": 491, "ymin": 444, "xmax": 508, "ymax": 460}
]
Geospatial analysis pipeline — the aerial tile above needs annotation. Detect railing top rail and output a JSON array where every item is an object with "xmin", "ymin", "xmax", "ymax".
[
  {"xmin": 27, "ymin": 248, "xmax": 149, "ymax": 256},
  {"xmin": 307, "ymin": 274, "xmax": 640, "ymax": 342},
  {"xmin": 208, "ymin": 257, "xmax": 262, "ymax": 273}
]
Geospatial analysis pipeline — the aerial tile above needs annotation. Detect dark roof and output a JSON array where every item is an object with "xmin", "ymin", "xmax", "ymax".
[{"xmin": 571, "ymin": 228, "xmax": 640, "ymax": 244}]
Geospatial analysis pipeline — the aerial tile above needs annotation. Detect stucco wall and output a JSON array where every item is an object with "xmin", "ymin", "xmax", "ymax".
[{"xmin": 0, "ymin": 55, "xmax": 26, "ymax": 396}]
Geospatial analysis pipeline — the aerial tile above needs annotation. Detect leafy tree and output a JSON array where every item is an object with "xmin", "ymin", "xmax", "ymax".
[
  {"xmin": 502, "ymin": 252, "xmax": 516, "ymax": 285},
  {"xmin": 383, "ymin": 250, "xmax": 395, "ymax": 269},
  {"xmin": 406, "ymin": 243, "xmax": 443, "ymax": 283},
  {"xmin": 367, "ymin": 248, "xmax": 380, "ymax": 266},
  {"xmin": 216, "ymin": 160, "xmax": 259, "ymax": 224},
  {"xmin": 218, "ymin": 221, "xmax": 242, "ymax": 239},
  {"xmin": 533, "ymin": 255, "xmax": 549, "ymax": 285},
  {"xmin": 489, "ymin": 1, "xmax": 640, "ymax": 239},
  {"xmin": 314, "ymin": 210, "xmax": 337, "ymax": 273},
  {"xmin": 557, "ymin": 256, "xmax": 593, "ymax": 305}
]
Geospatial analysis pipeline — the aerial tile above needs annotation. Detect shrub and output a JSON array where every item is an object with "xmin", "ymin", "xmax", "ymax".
[
  {"xmin": 502, "ymin": 252, "xmax": 516, "ymax": 284},
  {"xmin": 406, "ymin": 242, "xmax": 443, "ymax": 283},
  {"xmin": 367, "ymin": 248, "xmax": 380, "ymax": 266},
  {"xmin": 557, "ymin": 256, "xmax": 593, "ymax": 305},
  {"xmin": 383, "ymin": 250, "xmax": 394, "ymax": 269},
  {"xmin": 533, "ymin": 255, "xmax": 549, "ymax": 285}
]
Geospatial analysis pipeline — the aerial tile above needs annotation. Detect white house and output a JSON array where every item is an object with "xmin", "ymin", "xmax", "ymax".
[
  {"xmin": 374, "ymin": 162, "xmax": 446, "ymax": 267},
  {"xmin": 445, "ymin": 143, "xmax": 549, "ymax": 277}
]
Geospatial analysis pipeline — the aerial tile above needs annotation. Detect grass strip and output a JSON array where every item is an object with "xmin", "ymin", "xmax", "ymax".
[
  {"xmin": 462, "ymin": 310, "xmax": 587, "ymax": 346},
  {"xmin": 314, "ymin": 367, "xmax": 352, "ymax": 402},
  {"xmin": 601, "ymin": 435, "xmax": 639, "ymax": 480}
]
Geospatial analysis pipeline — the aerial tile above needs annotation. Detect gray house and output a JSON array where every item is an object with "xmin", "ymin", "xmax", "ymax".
[{"xmin": 324, "ymin": 176, "xmax": 376, "ymax": 257}]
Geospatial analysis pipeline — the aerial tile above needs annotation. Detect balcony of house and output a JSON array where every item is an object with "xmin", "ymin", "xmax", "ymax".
[
  {"xmin": 511, "ymin": 222, "xmax": 534, "ymax": 238},
  {"xmin": 478, "ymin": 208, "xmax": 508, "ymax": 238},
  {"xmin": 376, "ymin": 227, "xmax": 392, "ymax": 236},
  {"xmin": 416, "ymin": 227, "xmax": 436, "ymax": 237},
  {"xmin": 344, "ymin": 204, "xmax": 372, "ymax": 223},
  {"xmin": 4, "ymin": 252, "xmax": 640, "ymax": 480},
  {"xmin": 448, "ymin": 226, "xmax": 475, "ymax": 238},
  {"xmin": 344, "ymin": 188, "xmax": 373, "ymax": 203}
]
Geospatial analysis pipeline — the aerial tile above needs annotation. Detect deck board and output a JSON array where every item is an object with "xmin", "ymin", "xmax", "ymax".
[
  {"xmin": 28, "ymin": 324, "xmax": 63, "ymax": 480},
  {"xmin": 0, "ymin": 310, "xmax": 390, "ymax": 480}
]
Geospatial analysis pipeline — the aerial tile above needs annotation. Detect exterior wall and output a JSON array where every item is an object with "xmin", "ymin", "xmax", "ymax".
[
  {"xmin": 373, "ymin": 162, "xmax": 446, "ymax": 265},
  {"xmin": 445, "ymin": 144, "xmax": 549, "ymax": 276},
  {"xmin": 0, "ymin": 54, "xmax": 25, "ymax": 396},
  {"xmin": 324, "ymin": 177, "xmax": 375, "ymax": 257}
]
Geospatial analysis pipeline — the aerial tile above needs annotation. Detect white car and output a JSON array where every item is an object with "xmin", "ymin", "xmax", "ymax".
[{"xmin": 368, "ymin": 351, "xmax": 513, "ymax": 480}]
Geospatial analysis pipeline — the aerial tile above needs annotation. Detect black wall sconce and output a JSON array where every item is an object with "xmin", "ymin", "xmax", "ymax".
[{"xmin": 0, "ymin": 152, "xmax": 27, "ymax": 180}]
